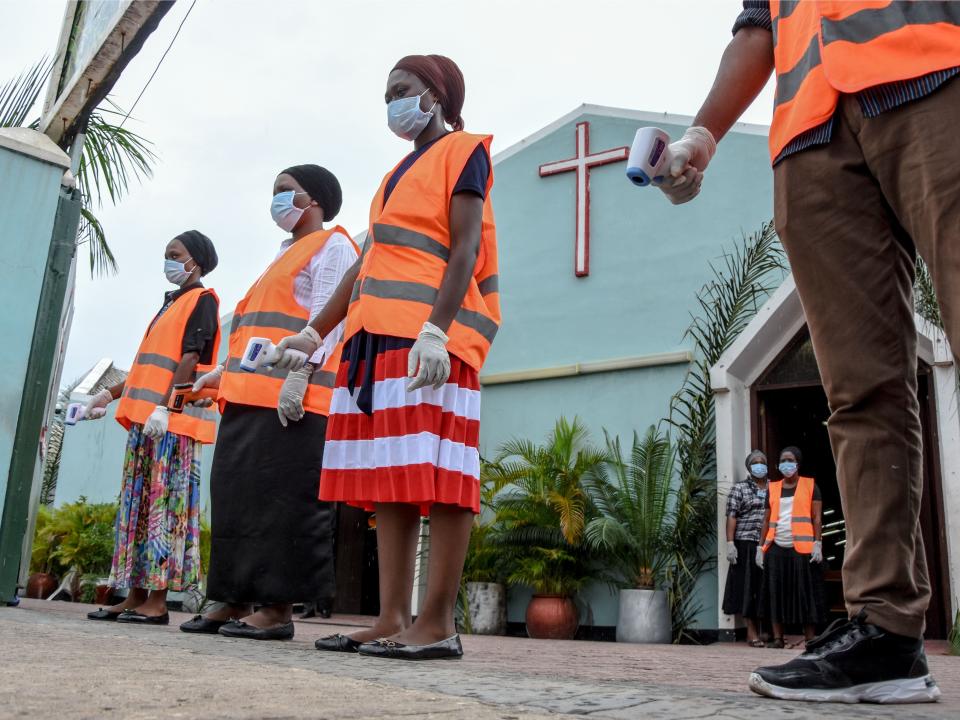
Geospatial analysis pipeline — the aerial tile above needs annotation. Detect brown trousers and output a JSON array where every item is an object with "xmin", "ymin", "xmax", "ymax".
[{"xmin": 773, "ymin": 77, "xmax": 960, "ymax": 638}]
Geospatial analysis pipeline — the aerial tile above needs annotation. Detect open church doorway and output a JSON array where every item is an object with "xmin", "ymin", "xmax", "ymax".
[{"xmin": 752, "ymin": 329, "xmax": 952, "ymax": 638}]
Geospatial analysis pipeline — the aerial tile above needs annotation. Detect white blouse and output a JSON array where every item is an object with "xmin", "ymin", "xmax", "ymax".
[{"xmin": 276, "ymin": 231, "xmax": 358, "ymax": 365}]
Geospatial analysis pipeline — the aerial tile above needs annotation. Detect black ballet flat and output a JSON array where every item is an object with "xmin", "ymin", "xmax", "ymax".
[
  {"xmin": 357, "ymin": 634, "xmax": 463, "ymax": 660},
  {"xmin": 315, "ymin": 633, "xmax": 362, "ymax": 652},
  {"xmin": 115, "ymin": 610, "xmax": 170, "ymax": 625},
  {"xmin": 180, "ymin": 614, "xmax": 230, "ymax": 634},
  {"xmin": 87, "ymin": 608, "xmax": 122, "ymax": 621},
  {"xmin": 217, "ymin": 619, "xmax": 294, "ymax": 641}
]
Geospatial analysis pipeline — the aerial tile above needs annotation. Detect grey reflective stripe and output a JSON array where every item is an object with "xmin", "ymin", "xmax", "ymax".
[
  {"xmin": 136, "ymin": 353, "xmax": 178, "ymax": 372},
  {"xmin": 775, "ymin": 34, "xmax": 821, "ymax": 106},
  {"xmin": 183, "ymin": 405, "xmax": 217, "ymax": 421},
  {"xmin": 772, "ymin": 17, "xmax": 778, "ymax": 47},
  {"xmin": 822, "ymin": 2, "xmax": 960, "ymax": 46},
  {"xmin": 768, "ymin": 521, "xmax": 779, "ymax": 527},
  {"xmin": 225, "ymin": 358, "xmax": 334, "ymax": 387},
  {"xmin": 349, "ymin": 277, "xmax": 362, "ymax": 304},
  {"xmin": 793, "ymin": 535, "xmax": 817, "ymax": 542},
  {"xmin": 230, "ymin": 314, "xmax": 241, "ymax": 334},
  {"xmin": 359, "ymin": 278, "xmax": 499, "ymax": 344},
  {"xmin": 373, "ymin": 223, "xmax": 449, "ymax": 262},
  {"xmin": 455, "ymin": 307, "xmax": 499, "ymax": 344},
  {"xmin": 232, "ymin": 311, "xmax": 306, "ymax": 333},
  {"xmin": 123, "ymin": 387, "xmax": 166, "ymax": 405},
  {"xmin": 477, "ymin": 275, "xmax": 499, "ymax": 296},
  {"xmin": 792, "ymin": 516, "xmax": 813, "ymax": 523},
  {"xmin": 778, "ymin": 0, "xmax": 800, "ymax": 20}
]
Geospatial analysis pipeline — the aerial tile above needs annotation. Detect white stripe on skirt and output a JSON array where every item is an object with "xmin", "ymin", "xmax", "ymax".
[
  {"xmin": 330, "ymin": 376, "xmax": 480, "ymax": 420},
  {"xmin": 323, "ymin": 432, "xmax": 481, "ymax": 478}
]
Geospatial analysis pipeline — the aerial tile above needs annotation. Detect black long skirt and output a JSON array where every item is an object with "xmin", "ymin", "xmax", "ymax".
[
  {"xmin": 722, "ymin": 539, "xmax": 762, "ymax": 619},
  {"xmin": 206, "ymin": 402, "xmax": 335, "ymax": 604},
  {"xmin": 760, "ymin": 543, "xmax": 827, "ymax": 626}
]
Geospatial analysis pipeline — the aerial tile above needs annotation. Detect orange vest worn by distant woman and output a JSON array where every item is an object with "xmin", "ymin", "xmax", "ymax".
[
  {"xmin": 116, "ymin": 287, "xmax": 220, "ymax": 444},
  {"xmin": 763, "ymin": 476, "xmax": 816, "ymax": 555},
  {"xmin": 219, "ymin": 227, "xmax": 357, "ymax": 416},
  {"xmin": 344, "ymin": 131, "xmax": 500, "ymax": 371},
  {"xmin": 769, "ymin": 0, "xmax": 960, "ymax": 161}
]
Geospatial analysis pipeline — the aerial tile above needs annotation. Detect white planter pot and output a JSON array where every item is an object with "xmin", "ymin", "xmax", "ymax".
[
  {"xmin": 616, "ymin": 588, "xmax": 671, "ymax": 643},
  {"xmin": 465, "ymin": 581, "xmax": 506, "ymax": 635}
]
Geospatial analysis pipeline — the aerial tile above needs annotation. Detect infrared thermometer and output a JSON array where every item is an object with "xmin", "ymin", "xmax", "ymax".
[
  {"xmin": 64, "ymin": 402, "xmax": 86, "ymax": 426},
  {"xmin": 626, "ymin": 127, "xmax": 673, "ymax": 187},
  {"xmin": 240, "ymin": 336, "xmax": 282, "ymax": 373},
  {"xmin": 167, "ymin": 384, "xmax": 219, "ymax": 413}
]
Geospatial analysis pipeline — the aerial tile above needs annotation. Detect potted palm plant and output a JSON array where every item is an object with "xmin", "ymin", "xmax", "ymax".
[
  {"xmin": 487, "ymin": 418, "xmax": 604, "ymax": 640},
  {"xmin": 585, "ymin": 426, "xmax": 675, "ymax": 643},
  {"xmin": 46, "ymin": 498, "xmax": 116, "ymax": 600}
]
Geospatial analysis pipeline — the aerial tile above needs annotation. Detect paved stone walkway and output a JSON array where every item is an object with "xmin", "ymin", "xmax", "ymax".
[{"xmin": 2, "ymin": 600, "xmax": 958, "ymax": 719}]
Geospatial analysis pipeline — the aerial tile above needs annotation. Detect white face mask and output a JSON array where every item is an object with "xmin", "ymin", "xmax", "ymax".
[
  {"xmin": 387, "ymin": 90, "xmax": 437, "ymax": 141},
  {"xmin": 164, "ymin": 258, "xmax": 193, "ymax": 286},
  {"xmin": 271, "ymin": 190, "xmax": 312, "ymax": 232}
]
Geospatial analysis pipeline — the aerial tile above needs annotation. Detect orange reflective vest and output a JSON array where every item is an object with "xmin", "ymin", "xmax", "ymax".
[
  {"xmin": 344, "ymin": 131, "xmax": 500, "ymax": 371},
  {"xmin": 770, "ymin": 1, "xmax": 960, "ymax": 161},
  {"xmin": 116, "ymin": 287, "xmax": 221, "ymax": 444},
  {"xmin": 219, "ymin": 227, "xmax": 358, "ymax": 416},
  {"xmin": 763, "ymin": 476, "xmax": 816, "ymax": 554}
]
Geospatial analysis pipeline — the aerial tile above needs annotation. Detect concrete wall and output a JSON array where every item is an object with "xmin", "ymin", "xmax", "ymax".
[{"xmin": 482, "ymin": 108, "xmax": 774, "ymax": 629}]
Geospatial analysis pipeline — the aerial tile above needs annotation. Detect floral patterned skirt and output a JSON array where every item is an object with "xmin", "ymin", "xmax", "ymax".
[{"xmin": 108, "ymin": 423, "xmax": 202, "ymax": 591}]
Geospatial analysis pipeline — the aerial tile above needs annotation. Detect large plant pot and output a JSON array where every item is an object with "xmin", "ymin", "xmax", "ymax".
[
  {"xmin": 25, "ymin": 573, "xmax": 58, "ymax": 599},
  {"xmin": 616, "ymin": 588, "xmax": 671, "ymax": 643},
  {"xmin": 465, "ymin": 582, "xmax": 506, "ymax": 635},
  {"xmin": 94, "ymin": 585, "xmax": 113, "ymax": 606},
  {"xmin": 525, "ymin": 594, "xmax": 578, "ymax": 639}
]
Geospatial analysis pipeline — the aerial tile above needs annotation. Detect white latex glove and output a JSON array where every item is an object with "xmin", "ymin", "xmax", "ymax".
[
  {"xmin": 726, "ymin": 541, "xmax": 738, "ymax": 565},
  {"xmin": 407, "ymin": 322, "xmax": 450, "ymax": 391},
  {"xmin": 658, "ymin": 126, "xmax": 717, "ymax": 206},
  {"xmin": 192, "ymin": 364, "xmax": 224, "ymax": 392},
  {"xmin": 810, "ymin": 540, "xmax": 823, "ymax": 564},
  {"xmin": 143, "ymin": 406, "xmax": 169, "ymax": 440},
  {"xmin": 84, "ymin": 388, "xmax": 113, "ymax": 420},
  {"xmin": 275, "ymin": 326, "xmax": 322, "ymax": 372},
  {"xmin": 755, "ymin": 546, "xmax": 765, "ymax": 569},
  {"xmin": 277, "ymin": 366, "xmax": 310, "ymax": 427}
]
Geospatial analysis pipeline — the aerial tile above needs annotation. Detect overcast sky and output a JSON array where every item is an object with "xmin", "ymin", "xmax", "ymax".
[{"xmin": 2, "ymin": 0, "xmax": 774, "ymax": 386}]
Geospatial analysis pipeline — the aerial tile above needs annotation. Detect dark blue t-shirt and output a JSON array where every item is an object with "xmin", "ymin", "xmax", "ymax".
[{"xmin": 383, "ymin": 134, "xmax": 490, "ymax": 205}]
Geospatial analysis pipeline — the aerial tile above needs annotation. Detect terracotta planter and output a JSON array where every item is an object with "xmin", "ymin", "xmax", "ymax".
[
  {"xmin": 94, "ymin": 585, "xmax": 113, "ymax": 606},
  {"xmin": 525, "ymin": 594, "xmax": 578, "ymax": 639},
  {"xmin": 25, "ymin": 573, "xmax": 58, "ymax": 599}
]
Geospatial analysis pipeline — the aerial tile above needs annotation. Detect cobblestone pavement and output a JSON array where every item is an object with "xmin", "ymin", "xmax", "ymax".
[{"xmin": 2, "ymin": 600, "xmax": 957, "ymax": 719}]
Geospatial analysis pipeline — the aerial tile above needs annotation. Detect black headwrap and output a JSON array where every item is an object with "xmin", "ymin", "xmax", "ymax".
[
  {"xmin": 281, "ymin": 164, "xmax": 342, "ymax": 222},
  {"xmin": 174, "ymin": 230, "xmax": 218, "ymax": 276},
  {"xmin": 781, "ymin": 446, "xmax": 803, "ymax": 466}
]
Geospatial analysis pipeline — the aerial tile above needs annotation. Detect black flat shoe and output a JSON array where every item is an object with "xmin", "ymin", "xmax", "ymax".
[
  {"xmin": 87, "ymin": 608, "xmax": 122, "ymax": 621},
  {"xmin": 180, "ymin": 614, "xmax": 230, "ymax": 634},
  {"xmin": 115, "ymin": 610, "xmax": 170, "ymax": 625},
  {"xmin": 357, "ymin": 634, "xmax": 463, "ymax": 660},
  {"xmin": 217, "ymin": 619, "xmax": 294, "ymax": 641},
  {"xmin": 315, "ymin": 633, "xmax": 362, "ymax": 652}
]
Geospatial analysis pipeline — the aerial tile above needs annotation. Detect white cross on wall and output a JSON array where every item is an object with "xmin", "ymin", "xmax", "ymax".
[{"xmin": 539, "ymin": 121, "xmax": 629, "ymax": 277}]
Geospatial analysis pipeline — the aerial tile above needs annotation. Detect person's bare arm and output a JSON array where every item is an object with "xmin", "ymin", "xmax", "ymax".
[
  {"xmin": 107, "ymin": 381, "xmax": 125, "ymax": 399},
  {"xmin": 759, "ymin": 506, "xmax": 771, "ymax": 545},
  {"xmin": 692, "ymin": 26, "xmax": 774, "ymax": 143},
  {"xmin": 726, "ymin": 515, "xmax": 738, "ymax": 543},
  {"xmin": 812, "ymin": 499, "xmax": 823, "ymax": 542},
  {"xmin": 427, "ymin": 193, "xmax": 483, "ymax": 333}
]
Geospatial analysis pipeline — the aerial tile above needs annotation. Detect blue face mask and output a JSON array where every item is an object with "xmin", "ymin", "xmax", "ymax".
[
  {"xmin": 271, "ymin": 190, "xmax": 310, "ymax": 232},
  {"xmin": 387, "ymin": 90, "xmax": 437, "ymax": 141},
  {"xmin": 779, "ymin": 461, "xmax": 798, "ymax": 478},
  {"xmin": 750, "ymin": 463, "xmax": 768, "ymax": 479},
  {"xmin": 164, "ymin": 258, "xmax": 193, "ymax": 286}
]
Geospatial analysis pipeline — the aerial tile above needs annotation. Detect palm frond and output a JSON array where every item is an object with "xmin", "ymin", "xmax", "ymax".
[
  {"xmin": 0, "ymin": 58, "xmax": 50, "ymax": 128},
  {"xmin": 78, "ymin": 108, "xmax": 156, "ymax": 209},
  {"xmin": 78, "ymin": 207, "xmax": 118, "ymax": 276}
]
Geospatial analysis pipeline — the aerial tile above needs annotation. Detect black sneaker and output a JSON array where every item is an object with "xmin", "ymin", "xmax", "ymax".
[{"xmin": 749, "ymin": 611, "xmax": 940, "ymax": 704}]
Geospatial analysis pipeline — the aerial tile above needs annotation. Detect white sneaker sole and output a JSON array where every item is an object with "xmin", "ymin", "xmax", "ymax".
[{"xmin": 748, "ymin": 672, "xmax": 941, "ymax": 704}]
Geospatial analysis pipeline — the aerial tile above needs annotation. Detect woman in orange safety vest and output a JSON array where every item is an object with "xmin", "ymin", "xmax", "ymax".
[
  {"xmin": 178, "ymin": 165, "xmax": 358, "ymax": 641},
  {"xmin": 276, "ymin": 54, "xmax": 499, "ymax": 660},
  {"xmin": 757, "ymin": 446, "xmax": 826, "ymax": 648},
  {"xmin": 83, "ymin": 230, "xmax": 221, "ymax": 626}
]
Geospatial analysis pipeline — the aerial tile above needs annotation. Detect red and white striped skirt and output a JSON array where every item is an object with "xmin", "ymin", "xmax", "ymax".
[{"xmin": 320, "ymin": 333, "xmax": 481, "ymax": 515}]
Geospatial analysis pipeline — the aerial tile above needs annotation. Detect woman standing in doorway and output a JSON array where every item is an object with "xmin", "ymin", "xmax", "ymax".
[
  {"xmin": 277, "ymin": 54, "xmax": 499, "ymax": 660},
  {"xmin": 757, "ymin": 446, "xmax": 827, "ymax": 648},
  {"xmin": 178, "ymin": 165, "xmax": 358, "ymax": 640},
  {"xmin": 84, "ymin": 231, "xmax": 220, "ymax": 625},
  {"xmin": 722, "ymin": 450, "xmax": 769, "ymax": 647}
]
